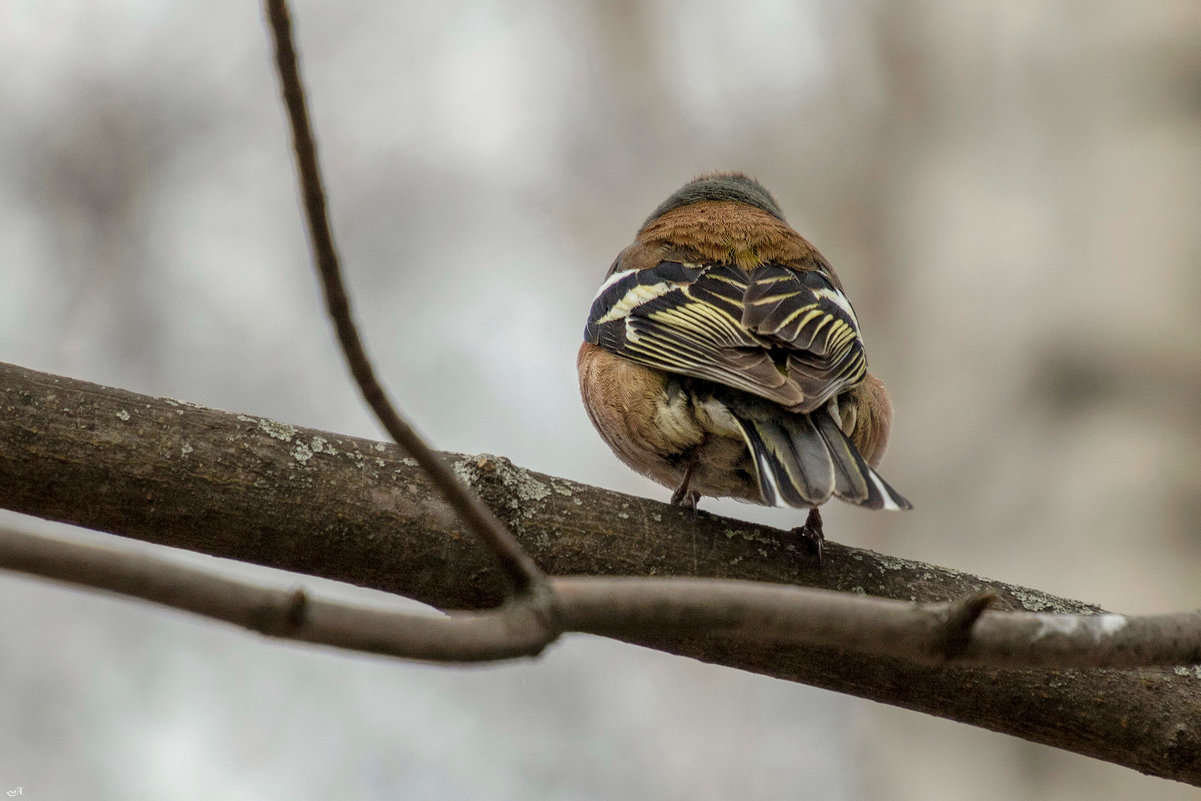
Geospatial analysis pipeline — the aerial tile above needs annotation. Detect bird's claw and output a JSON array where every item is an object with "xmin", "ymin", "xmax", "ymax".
[{"xmin": 792, "ymin": 507, "xmax": 825, "ymax": 566}]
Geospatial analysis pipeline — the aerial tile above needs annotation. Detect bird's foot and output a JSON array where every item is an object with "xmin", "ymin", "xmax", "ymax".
[
  {"xmin": 670, "ymin": 463, "xmax": 701, "ymax": 517},
  {"xmin": 670, "ymin": 485, "xmax": 702, "ymax": 516},
  {"xmin": 791, "ymin": 507, "xmax": 825, "ymax": 566}
]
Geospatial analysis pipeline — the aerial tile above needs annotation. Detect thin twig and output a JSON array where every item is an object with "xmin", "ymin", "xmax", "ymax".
[
  {"xmin": 0, "ymin": 526, "xmax": 550, "ymax": 662},
  {"xmin": 554, "ymin": 578, "xmax": 1201, "ymax": 668},
  {"xmin": 262, "ymin": 0, "xmax": 548, "ymax": 599},
  {"xmin": 4, "ymin": 526, "xmax": 1201, "ymax": 669}
]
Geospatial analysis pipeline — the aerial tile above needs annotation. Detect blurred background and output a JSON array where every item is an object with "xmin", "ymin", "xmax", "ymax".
[{"xmin": 2, "ymin": 1, "xmax": 1200, "ymax": 798}]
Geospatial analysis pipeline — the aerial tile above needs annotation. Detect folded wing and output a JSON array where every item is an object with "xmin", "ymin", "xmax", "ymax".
[{"xmin": 585, "ymin": 261, "xmax": 866, "ymax": 414}]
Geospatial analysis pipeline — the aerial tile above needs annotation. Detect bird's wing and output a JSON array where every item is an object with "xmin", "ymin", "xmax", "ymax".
[{"xmin": 584, "ymin": 261, "xmax": 866, "ymax": 412}]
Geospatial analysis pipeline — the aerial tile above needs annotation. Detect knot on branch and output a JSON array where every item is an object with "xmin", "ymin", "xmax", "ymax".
[
  {"xmin": 451, "ymin": 453, "xmax": 556, "ymax": 529},
  {"xmin": 248, "ymin": 587, "xmax": 310, "ymax": 636},
  {"xmin": 931, "ymin": 591, "xmax": 996, "ymax": 660}
]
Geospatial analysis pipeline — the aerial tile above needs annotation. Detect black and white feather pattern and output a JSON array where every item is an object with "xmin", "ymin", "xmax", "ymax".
[
  {"xmin": 585, "ymin": 260, "xmax": 910, "ymax": 511},
  {"xmin": 727, "ymin": 395, "xmax": 910, "ymax": 510},
  {"xmin": 585, "ymin": 261, "xmax": 866, "ymax": 414}
]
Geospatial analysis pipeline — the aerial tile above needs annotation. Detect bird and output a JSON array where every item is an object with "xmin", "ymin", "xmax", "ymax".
[{"xmin": 577, "ymin": 172, "xmax": 911, "ymax": 558}]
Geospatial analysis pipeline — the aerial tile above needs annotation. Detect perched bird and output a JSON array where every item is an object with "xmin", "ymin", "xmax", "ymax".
[{"xmin": 577, "ymin": 172, "xmax": 910, "ymax": 554}]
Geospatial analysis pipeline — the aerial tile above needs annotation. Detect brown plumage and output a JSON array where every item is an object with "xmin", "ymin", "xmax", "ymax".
[{"xmin": 579, "ymin": 172, "xmax": 910, "ymax": 535}]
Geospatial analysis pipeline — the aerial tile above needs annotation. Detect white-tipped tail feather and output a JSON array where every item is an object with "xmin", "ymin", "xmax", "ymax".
[{"xmin": 729, "ymin": 401, "xmax": 911, "ymax": 511}]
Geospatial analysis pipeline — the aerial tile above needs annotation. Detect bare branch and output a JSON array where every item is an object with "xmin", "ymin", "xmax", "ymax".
[
  {"xmin": 3, "ymin": 525, "xmax": 1201, "ymax": 671},
  {"xmin": 261, "ymin": 0, "xmax": 548, "ymax": 599},
  {"xmin": 0, "ymin": 525, "xmax": 551, "ymax": 662},
  {"xmin": 3, "ymin": 359, "xmax": 1201, "ymax": 783},
  {"xmin": 554, "ymin": 578, "xmax": 1201, "ymax": 668}
]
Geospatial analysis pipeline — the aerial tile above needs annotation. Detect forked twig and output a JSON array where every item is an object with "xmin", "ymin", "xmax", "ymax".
[{"xmin": 263, "ymin": 0, "xmax": 549, "ymax": 602}]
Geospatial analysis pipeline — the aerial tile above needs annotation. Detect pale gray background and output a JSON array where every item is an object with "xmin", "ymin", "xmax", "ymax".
[{"xmin": 2, "ymin": 1, "xmax": 1200, "ymax": 799}]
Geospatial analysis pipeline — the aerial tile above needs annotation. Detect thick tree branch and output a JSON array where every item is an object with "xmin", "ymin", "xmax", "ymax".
[{"xmin": 2, "ymin": 360, "xmax": 1201, "ymax": 783}]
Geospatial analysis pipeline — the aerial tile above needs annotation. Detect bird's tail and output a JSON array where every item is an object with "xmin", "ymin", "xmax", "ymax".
[{"xmin": 729, "ymin": 404, "xmax": 912, "ymax": 511}]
